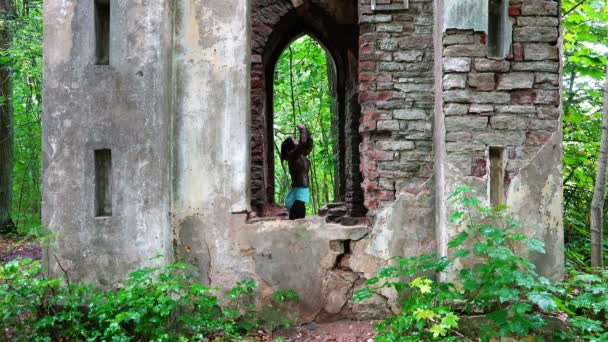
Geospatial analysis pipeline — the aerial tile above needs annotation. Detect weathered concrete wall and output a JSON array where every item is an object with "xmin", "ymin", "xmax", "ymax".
[
  {"xmin": 442, "ymin": 0, "xmax": 563, "ymax": 280},
  {"xmin": 173, "ymin": 0, "xmax": 251, "ymax": 215},
  {"xmin": 43, "ymin": 0, "xmax": 174, "ymax": 285}
]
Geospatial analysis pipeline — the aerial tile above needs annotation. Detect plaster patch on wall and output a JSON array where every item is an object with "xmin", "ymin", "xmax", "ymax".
[
  {"xmin": 174, "ymin": 0, "xmax": 250, "ymax": 213},
  {"xmin": 506, "ymin": 132, "xmax": 564, "ymax": 280},
  {"xmin": 43, "ymin": 0, "xmax": 75, "ymax": 66},
  {"xmin": 367, "ymin": 190, "xmax": 436, "ymax": 260},
  {"xmin": 443, "ymin": 0, "xmax": 488, "ymax": 33}
]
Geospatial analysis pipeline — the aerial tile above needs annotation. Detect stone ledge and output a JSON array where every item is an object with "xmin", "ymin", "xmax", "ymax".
[{"xmin": 246, "ymin": 216, "xmax": 370, "ymax": 241}]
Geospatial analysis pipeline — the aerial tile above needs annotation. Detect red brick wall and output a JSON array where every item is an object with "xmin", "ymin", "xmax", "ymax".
[{"xmin": 358, "ymin": 0, "xmax": 436, "ymax": 212}]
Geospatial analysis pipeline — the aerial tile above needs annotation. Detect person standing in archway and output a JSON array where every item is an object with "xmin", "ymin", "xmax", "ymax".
[{"xmin": 280, "ymin": 124, "xmax": 313, "ymax": 220}]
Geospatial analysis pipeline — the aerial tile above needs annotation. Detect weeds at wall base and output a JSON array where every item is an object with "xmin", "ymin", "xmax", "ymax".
[
  {"xmin": 0, "ymin": 257, "xmax": 299, "ymax": 341},
  {"xmin": 355, "ymin": 186, "xmax": 608, "ymax": 341}
]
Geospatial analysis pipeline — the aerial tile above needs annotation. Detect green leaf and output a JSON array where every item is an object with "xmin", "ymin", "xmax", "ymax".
[
  {"xmin": 453, "ymin": 249, "xmax": 470, "ymax": 258},
  {"xmin": 528, "ymin": 291, "xmax": 557, "ymax": 312},
  {"xmin": 527, "ymin": 239, "xmax": 546, "ymax": 254},
  {"xmin": 448, "ymin": 231, "xmax": 469, "ymax": 248}
]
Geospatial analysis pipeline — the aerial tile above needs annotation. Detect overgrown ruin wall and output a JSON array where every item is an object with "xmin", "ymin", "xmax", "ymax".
[
  {"xmin": 43, "ymin": 0, "xmax": 564, "ymax": 322},
  {"xmin": 442, "ymin": 0, "xmax": 563, "ymax": 279}
]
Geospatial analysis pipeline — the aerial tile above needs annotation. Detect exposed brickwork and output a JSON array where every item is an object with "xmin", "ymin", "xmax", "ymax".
[
  {"xmin": 443, "ymin": 0, "xmax": 560, "ymax": 193},
  {"xmin": 358, "ymin": 0, "xmax": 435, "ymax": 212},
  {"xmin": 250, "ymin": 0, "xmax": 294, "ymax": 212}
]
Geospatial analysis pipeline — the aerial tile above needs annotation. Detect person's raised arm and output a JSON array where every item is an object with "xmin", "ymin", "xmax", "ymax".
[
  {"xmin": 300, "ymin": 125, "xmax": 313, "ymax": 156},
  {"xmin": 286, "ymin": 125, "xmax": 313, "ymax": 159}
]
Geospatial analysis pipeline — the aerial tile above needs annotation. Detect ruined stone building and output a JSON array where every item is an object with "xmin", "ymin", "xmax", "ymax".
[{"xmin": 43, "ymin": 0, "xmax": 564, "ymax": 320}]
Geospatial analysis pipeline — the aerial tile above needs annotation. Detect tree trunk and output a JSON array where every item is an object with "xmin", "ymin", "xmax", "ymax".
[
  {"xmin": 590, "ymin": 71, "xmax": 608, "ymax": 269},
  {"xmin": 0, "ymin": 0, "xmax": 14, "ymax": 233}
]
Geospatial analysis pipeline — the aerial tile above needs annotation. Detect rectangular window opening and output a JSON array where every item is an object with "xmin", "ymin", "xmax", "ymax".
[
  {"xmin": 95, "ymin": 0, "xmax": 110, "ymax": 65},
  {"xmin": 95, "ymin": 149, "xmax": 112, "ymax": 217},
  {"xmin": 488, "ymin": 0, "xmax": 506, "ymax": 58},
  {"xmin": 489, "ymin": 146, "xmax": 505, "ymax": 207}
]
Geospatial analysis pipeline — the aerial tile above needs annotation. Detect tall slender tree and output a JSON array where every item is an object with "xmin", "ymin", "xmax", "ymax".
[
  {"xmin": 0, "ymin": 0, "xmax": 14, "ymax": 233},
  {"xmin": 590, "ymin": 71, "xmax": 608, "ymax": 269}
]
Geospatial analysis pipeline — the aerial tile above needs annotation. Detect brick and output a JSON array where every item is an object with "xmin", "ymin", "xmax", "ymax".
[
  {"xmin": 513, "ymin": 43, "xmax": 524, "ymax": 62},
  {"xmin": 468, "ymin": 73, "xmax": 496, "ymax": 91},
  {"xmin": 443, "ymin": 74, "xmax": 467, "ymax": 89},
  {"xmin": 360, "ymin": 14, "xmax": 393, "ymax": 23},
  {"xmin": 377, "ymin": 23, "xmax": 403, "ymax": 32},
  {"xmin": 397, "ymin": 36, "xmax": 434, "ymax": 49},
  {"xmin": 443, "ymin": 33, "xmax": 476, "ymax": 46},
  {"xmin": 495, "ymin": 105, "xmax": 537, "ymax": 114},
  {"xmin": 475, "ymin": 131, "xmax": 526, "ymax": 145},
  {"xmin": 360, "ymin": 51, "xmax": 392, "ymax": 62},
  {"xmin": 469, "ymin": 104, "xmax": 494, "ymax": 114},
  {"xmin": 447, "ymin": 142, "xmax": 486, "ymax": 152},
  {"xmin": 407, "ymin": 121, "xmax": 432, "ymax": 132},
  {"xmin": 360, "ymin": 120, "xmax": 377, "ymax": 132},
  {"xmin": 444, "ymin": 44, "xmax": 488, "ymax": 57},
  {"xmin": 509, "ymin": 6, "xmax": 522, "ymax": 16},
  {"xmin": 517, "ymin": 16, "xmax": 559, "ymax": 27},
  {"xmin": 415, "ymin": 25, "xmax": 433, "ymax": 35},
  {"xmin": 376, "ymin": 140, "xmax": 416, "ymax": 151},
  {"xmin": 496, "ymin": 72, "xmax": 535, "ymax": 90},
  {"xmin": 379, "ymin": 62, "xmax": 409, "ymax": 71},
  {"xmin": 526, "ymin": 131, "xmax": 553, "ymax": 145},
  {"xmin": 529, "ymin": 119, "xmax": 558, "ymax": 131},
  {"xmin": 537, "ymin": 106, "xmax": 561, "ymax": 119},
  {"xmin": 394, "ymin": 82, "xmax": 434, "ymax": 93},
  {"xmin": 512, "ymin": 61, "xmax": 559, "ymax": 72},
  {"xmin": 446, "ymin": 132, "xmax": 473, "ymax": 142},
  {"xmin": 513, "ymin": 27, "xmax": 558, "ymax": 43},
  {"xmin": 377, "ymin": 120, "xmax": 401, "ymax": 132},
  {"xmin": 471, "ymin": 158, "xmax": 487, "ymax": 177},
  {"xmin": 394, "ymin": 50, "xmax": 424, "ymax": 62},
  {"xmin": 359, "ymin": 61, "xmax": 376, "ymax": 72},
  {"xmin": 474, "ymin": 58, "xmax": 510, "ymax": 72},
  {"xmin": 521, "ymin": 1, "xmax": 559, "ymax": 16},
  {"xmin": 378, "ymin": 38, "xmax": 398, "ymax": 51},
  {"xmin": 444, "ymin": 103, "xmax": 469, "ymax": 116},
  {"xmin": 394, "ymin": 108, "xmax": 428, "ymax": 120},
  {"xmin": 524, "ymin": 44, "xmax": 559, "ymax": 60},
  {"xmin": 444, "ymin": 90, "xmax": 510, "ymax": 104},
  {"xmin": 360, "ymin": 92, "xmax": 394, "ymax": 102},
  {"xmin": 511, "ymin": 89, "xmax": 559, "ymax": 105},
  {"xmin": 490, "ymin": 115, "xmax": 528, "ymax": 130},
  {"xmin": 444, "ymin": 57, "xmax": 471, "ymax": 72},
  {"xmin": 445, "ymin": 116, "xmax": 488, "ymax": 131},
  {"xmin": 535, "ymin": 72, "xmax": 559, "ymax": 85}
]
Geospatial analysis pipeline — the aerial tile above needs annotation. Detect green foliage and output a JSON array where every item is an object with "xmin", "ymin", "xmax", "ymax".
[
  {"xmin": 562, "ymin": 0, "xmax": 608, "ymax": 268},
  {"xmin": 554, "ymin": 269, "xmax": 608, "ymax": 341},
  {"xmin": 2, "ymin": 0, "xmax": 43, "ymax": 232},
  {"xmin": 0, "ymin": 258, "xmax": 299, "ymax": 341},
  {"xmin": 273, "ymin": 35, "xmax": 336, "ymax": 214},
  {"xmin": 356, "ymin": 187, "xmax": 608, "ymax": 341}
]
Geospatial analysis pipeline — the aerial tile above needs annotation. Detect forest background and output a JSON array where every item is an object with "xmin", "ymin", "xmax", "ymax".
[{"xmin": 0, "ymin": 0, "xmax": 607, "ymax": 269}]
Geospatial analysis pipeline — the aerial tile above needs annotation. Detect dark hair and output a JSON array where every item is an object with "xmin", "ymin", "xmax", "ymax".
[{"xmin": 280, "ymin": 137, "xmax": 295, "ymax": 161}]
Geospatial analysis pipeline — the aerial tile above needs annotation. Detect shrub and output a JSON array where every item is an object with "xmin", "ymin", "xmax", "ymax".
[
  {"xmin": 355, "ymin": 186, "xmax": 608, "ymax": 341},
  {"xmin": 0, "ymin": 258, "xmax": 298, "ymax": 341}
]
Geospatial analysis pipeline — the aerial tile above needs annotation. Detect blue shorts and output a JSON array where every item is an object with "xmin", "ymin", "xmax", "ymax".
[{"xmin": 285, "ymin": 187, "xmax": 310, "ymax": 211}]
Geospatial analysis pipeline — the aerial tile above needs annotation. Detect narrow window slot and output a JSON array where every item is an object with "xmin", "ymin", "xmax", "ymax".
[
  {"xmin": 95, "ymin": 0, "xmax": 110, "ymax": 65},
  {"xmin": 489, "ymin": 146, "xmax": 505, "ymax": 207},
  {"xmin": 95, "ymin": 149, "xmax": 112, "ymax": 217},
  {"xmin": 488, "ymin": 0, "xmax": 506, "ymax": 58}
]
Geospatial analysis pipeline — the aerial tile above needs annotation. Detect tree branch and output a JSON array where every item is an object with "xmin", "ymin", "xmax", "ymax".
[{"xmin": 563, "ymin": 0, "xmax": 588, "ymax": 18}]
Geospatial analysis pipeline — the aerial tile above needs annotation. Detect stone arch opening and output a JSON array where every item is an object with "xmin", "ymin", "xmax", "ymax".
[
  {"xmin": 250, "ymin": 0, "xmax": 366, "ymax": 220},
  {"xmin": 271, "ymin": 35, "xmax": 338, "ymax": 214}
]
